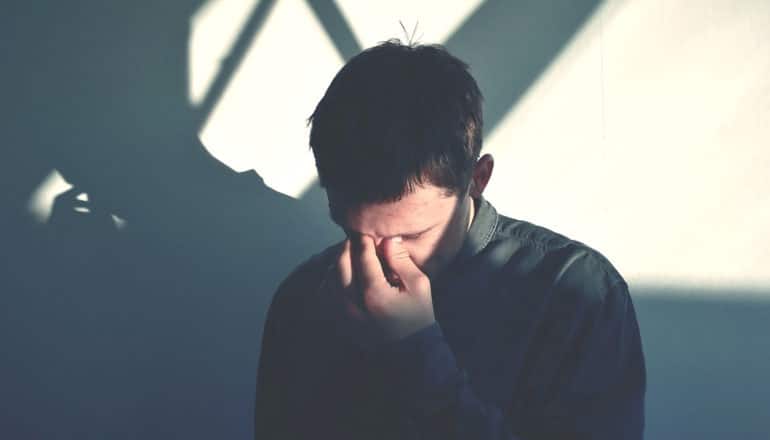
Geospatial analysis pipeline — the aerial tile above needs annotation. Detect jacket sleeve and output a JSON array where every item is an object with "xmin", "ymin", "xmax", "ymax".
[
  {"xmin": 365, "ymin": 280, "xmax": 646, "ymax": 440},
  {"xmin": 253, "ymin": 285, "xmax": 294, "ymax": 439},
  {"xmin": 253, "ymin": 248, "xmax": 339, "ymax": 440}
]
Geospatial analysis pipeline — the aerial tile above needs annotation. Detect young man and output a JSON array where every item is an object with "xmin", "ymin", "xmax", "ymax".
[{"xmin": 254, "ymin": 40, "xmax": 645, "ymax": 439}]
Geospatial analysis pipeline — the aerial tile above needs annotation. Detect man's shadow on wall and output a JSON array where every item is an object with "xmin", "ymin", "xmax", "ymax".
[
  {"xmin": 0, "ymin": 0, "xmax": 612, "ymax": 439},
  {"xmin": 2, "ymin": 1, "xmax": 339, "ymax": 438}
]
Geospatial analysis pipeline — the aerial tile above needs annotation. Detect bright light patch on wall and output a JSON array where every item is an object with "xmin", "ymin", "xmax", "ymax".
[
  {"xmin": 25, "ymin": 171, "xmax": 129, "ymax": 230},
  {"xmin": 335, "ymin": 0, "xmax": 484, "ymax": 48},
  {"xmin": 188, "ymin": 0, "xmax": 262, "ymax": 106},
  {"xmin": 112, "ymin": 215, "xmax": 128, "ymax": 230},
  {"xmin": 194, "ymin": 0, "xmax": 343, "ymax": 199},
  {"xmin": 26, "ymin": 169, "xmax": 73, "ymax": 223},
  {"xmin": 483, "ymin": 0, "xmax": 770, "ymax": 291},
  {"xmin": 188, "ymin": 0, "xmax": 769, "ymax": 293}
]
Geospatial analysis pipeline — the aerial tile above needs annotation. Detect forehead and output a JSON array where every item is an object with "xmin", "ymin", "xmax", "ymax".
[{"xmin": 328, "ymin": 185, "xmax": 457, "ymax": 238}]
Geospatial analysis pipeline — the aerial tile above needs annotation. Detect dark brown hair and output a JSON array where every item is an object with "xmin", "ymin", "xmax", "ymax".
[{"xmin": 308, "ymin": 39, "xmax": 483, "ymax": 205}]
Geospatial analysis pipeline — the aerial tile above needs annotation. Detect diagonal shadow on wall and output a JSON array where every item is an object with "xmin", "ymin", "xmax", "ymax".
[
  {"xmin": 2, "ymin": 1, "xmax": 339, "ymax": 438},
  {"xmin": 298, "ymin": 0, "xmax": 602, "ymax": 203},
  {"xmin": 443, "ymin": 0, "xmax": 602, "ymax": 137}
]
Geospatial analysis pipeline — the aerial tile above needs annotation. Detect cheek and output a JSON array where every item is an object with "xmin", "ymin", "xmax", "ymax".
[{"xmin": 404, "ymin": 238, "xmax": 443, "ymax": 267}]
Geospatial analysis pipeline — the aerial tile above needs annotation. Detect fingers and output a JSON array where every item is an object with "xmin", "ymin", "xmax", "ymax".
[
  {"xmin": 337, "ymin": 239, "xmax": 353, "ymax": 290},
  {"xmin": 381, "ymin": 237, "xmax": 429, "ymax": 293},
  {"xmin": 336, "ymin": 239, "xmax": 366, "ymax": 321},
  {"xmin": 352, "ymin": 234, "xmax": 386, "ymax": 288}
]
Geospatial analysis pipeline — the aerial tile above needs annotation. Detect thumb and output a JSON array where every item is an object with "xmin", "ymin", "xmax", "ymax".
[{"xmin": 381, "ymin": 237, "xmax": 428, "ymax": 292}]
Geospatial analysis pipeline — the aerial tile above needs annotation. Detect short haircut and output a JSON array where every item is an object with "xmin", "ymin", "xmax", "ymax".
[{"xmin": 308, "ymin": 39, "xmax": 483, "ymax": 205}]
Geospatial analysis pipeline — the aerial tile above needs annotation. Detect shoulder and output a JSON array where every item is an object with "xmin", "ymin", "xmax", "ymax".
[
  {"xmin": 491, "ymin": 213, "xmax": 628, "ymax": 310},
  {"xmin": 488, "ymin": 214, "xmax": 640, "ymax": 368},
  {"xmin": 267, "ymin": 241, "xmax": 345, "ymax": 315}
]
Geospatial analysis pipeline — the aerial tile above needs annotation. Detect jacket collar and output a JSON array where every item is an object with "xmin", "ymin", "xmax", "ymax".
[{"xmin": 451, "ymin": 195, "xmax": 499, "ymax": 265}]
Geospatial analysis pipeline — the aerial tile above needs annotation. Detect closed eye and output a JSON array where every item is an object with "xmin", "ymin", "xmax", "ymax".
[
  {"xmin": 402, "ymin": 232, "xmax": 423, "ymax": 241},
  {"xmin": 401, "ymin": 223, "xmax": 440, "ymax": 241}
]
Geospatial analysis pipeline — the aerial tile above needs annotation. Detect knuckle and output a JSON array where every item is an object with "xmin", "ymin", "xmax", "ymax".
[
  {"xmin": 360, "ymin": 235, "xmax": 374, "ymax": 250},
  {"xmin": 385, "ymin": 240, "xmax": 407, "ymax": 257},
  {"xmin": 391, "ymin": 247, "xmax": 410, "ymax": 260},
  {"xmin": 364, "ymin": 295, "xmax": 388, "ymax": 317},
  {"xmin": 412, "ymin": 275, "xmax": 430, "ymax": 292}
]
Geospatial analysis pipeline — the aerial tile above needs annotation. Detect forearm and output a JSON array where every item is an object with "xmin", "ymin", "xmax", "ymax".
[
  {"xmin": 367, "ymin": 320, "xmax": 644, "ymax": 440},
  {"xmin": 367, "ymin": 322, "xmax": 524, "ymax": 439}
]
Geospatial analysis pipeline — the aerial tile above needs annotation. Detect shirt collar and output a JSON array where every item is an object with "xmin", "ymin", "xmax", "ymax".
[{"xmin": 452, "ymin": 194, "xmax": 499, "ymax": 264}]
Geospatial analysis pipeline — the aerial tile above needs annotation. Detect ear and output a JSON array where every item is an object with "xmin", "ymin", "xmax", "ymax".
[{"xmin": 469, "ymin": 154, "xmax": 494, "ymax": 198}]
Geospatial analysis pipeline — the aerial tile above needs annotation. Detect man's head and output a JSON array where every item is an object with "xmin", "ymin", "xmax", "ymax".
[{"xmin": 308, "ymin": 40, "xmax": 493, "ymax": 279}]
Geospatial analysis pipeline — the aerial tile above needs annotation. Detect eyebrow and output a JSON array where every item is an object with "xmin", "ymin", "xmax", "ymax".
[{"xmin": 328, "ymin": 208, "xmax": 438, "ymax": 238}]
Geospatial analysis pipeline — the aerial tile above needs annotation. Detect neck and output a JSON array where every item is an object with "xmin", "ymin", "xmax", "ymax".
[{"xmin": 466, "ymin": 195, "xmax": 476, "ymax": 232}]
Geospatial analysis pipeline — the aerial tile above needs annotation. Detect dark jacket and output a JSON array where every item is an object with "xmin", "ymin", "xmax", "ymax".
[{"xmin": 255, "ymin": 196, "xmax": 646, "ymax": 439}]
